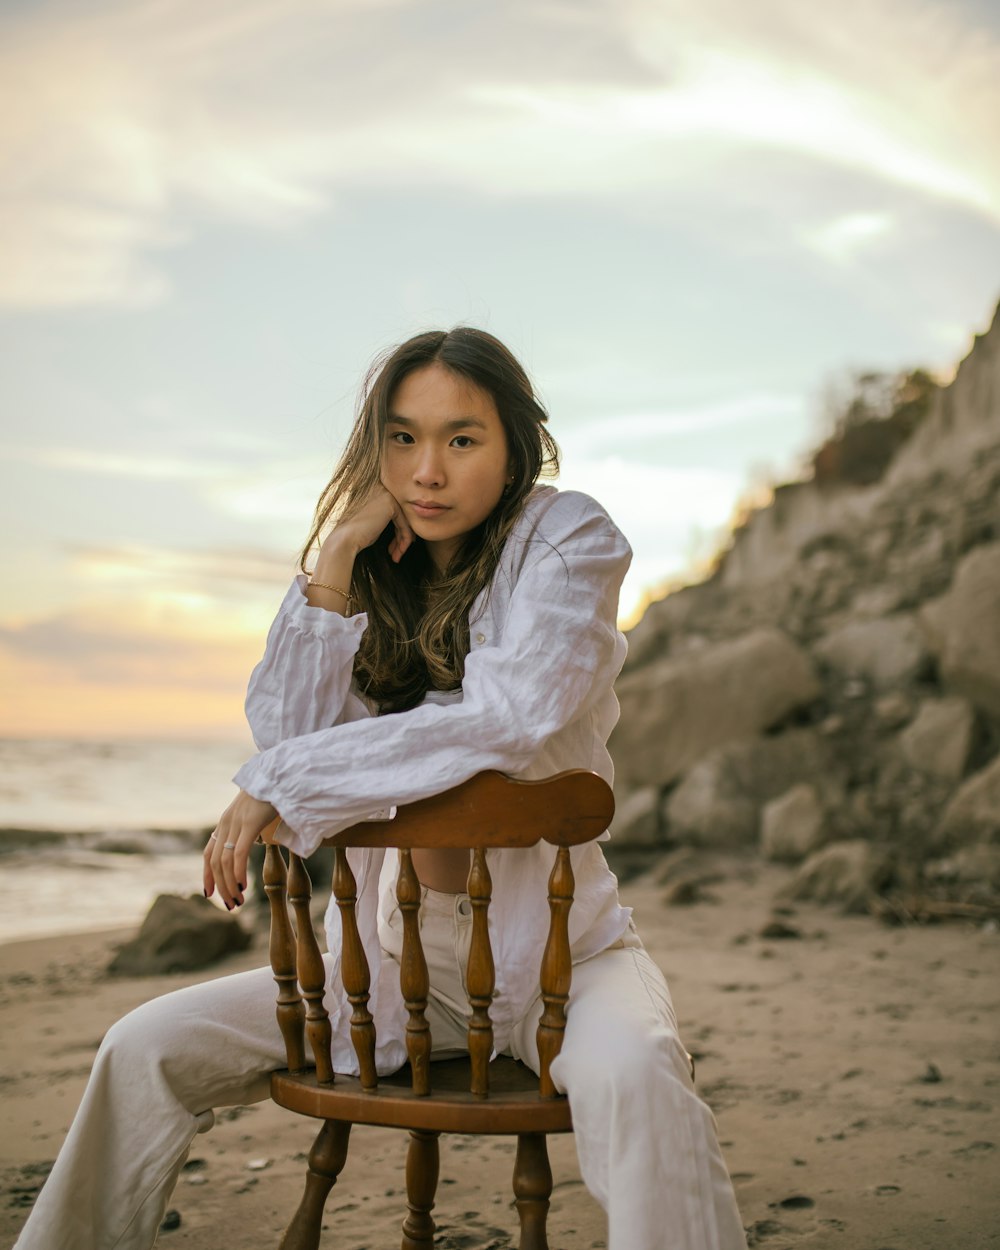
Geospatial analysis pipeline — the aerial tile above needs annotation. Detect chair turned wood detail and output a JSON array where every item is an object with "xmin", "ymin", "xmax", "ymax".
[{"xmin": 264, "ymin": 769, "xmax": 615, "ymax": 1250}]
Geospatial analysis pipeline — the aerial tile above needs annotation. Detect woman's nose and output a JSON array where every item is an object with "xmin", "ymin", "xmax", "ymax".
[{"xmin": 414, "ymin": 447, "xmax": 445, "ymax": 486}]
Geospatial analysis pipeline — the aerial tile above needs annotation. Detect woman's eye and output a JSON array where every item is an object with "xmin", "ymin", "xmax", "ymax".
[
  {"xmin": 389, "ymin": 431, "xmax": 414, "ymax": 445},
  {"xmin": 451, "ymin": 435, "xmax": 474, "ymax": 448}
]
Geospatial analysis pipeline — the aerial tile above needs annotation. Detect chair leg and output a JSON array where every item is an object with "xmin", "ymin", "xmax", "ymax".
[
  {"xmin": 513, "ymin": 1132, "xmax": 553, "ymax": 1250},
  {"xmin": 401, "ymin": 1128, "xmax": 440, "ymax": 1249},
  {"xmin": 279, "ymin": 1119, "xmax": 352, "ymax": 1250}
]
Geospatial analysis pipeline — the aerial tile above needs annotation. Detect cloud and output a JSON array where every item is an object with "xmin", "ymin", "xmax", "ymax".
[
  {"xmin": 557, "ymin": 452, "xmax": 744, "ymax": 619},
  {"xmin": 64, "ymin": 542, "xmax": 296, "ymax": 592},
  {"xmin": 11, "ymin": 447, "xmax": 230, "ymax": 480},
  {"xmin": 803, "ymin": 212, "xmax": 895, "ymax": 264},
  {"xmin": 0, "ymin": 605, "xmax": 258, "ymax": 689},
  {"xmin": 623, "ymin": 0, "xmax": 1000, "ymax": 207},
  {"xmin": 568, "ymin": 394, "xmax": 804, "ymax": 452},
  {"xmin": 1, "ymin": 0, "xmax": 997, "ymax": 308},
  {"xmin": 4, "ymin": 442, "xmax": 328, "ymax": 527}
]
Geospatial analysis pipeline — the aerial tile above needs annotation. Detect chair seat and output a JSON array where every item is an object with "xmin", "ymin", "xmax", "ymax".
[{"xmin": 271, "ymin": 1056, "xmax": 573, "ymax": 1136}]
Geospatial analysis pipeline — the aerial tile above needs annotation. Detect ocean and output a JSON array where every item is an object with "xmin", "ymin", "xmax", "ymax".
[{"xmin": 0, "ymin": 737, "xmax": 257, "ymax": 944}]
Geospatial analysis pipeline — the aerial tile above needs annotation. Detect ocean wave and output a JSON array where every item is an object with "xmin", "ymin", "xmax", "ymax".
[{"xmin": 0, "ymin": 826, "xmax": 210, "ymax": 857}]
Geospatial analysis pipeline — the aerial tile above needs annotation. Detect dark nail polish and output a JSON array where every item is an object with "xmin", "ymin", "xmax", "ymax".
[
  {"xmin": 225, "ymin": 901, "xmax": 233, "ymax": 911},
  {"xmin": 238, "ymin": 883, "xmax": 246, "ymax": 892}
]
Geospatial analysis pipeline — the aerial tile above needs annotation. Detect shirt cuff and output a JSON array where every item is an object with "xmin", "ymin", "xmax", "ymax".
[
  {"xmin": 281, "ymin": 573, "xmax": 369, "ymax": 641},
  {"xmin": 234, "ymin": 754, "xmax": 397, "ymax": 857}
]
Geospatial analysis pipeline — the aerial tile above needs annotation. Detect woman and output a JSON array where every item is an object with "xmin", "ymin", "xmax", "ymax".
[{"xmin": 16, "ymin": 328, "xmax": 746, "ymax": 1250}]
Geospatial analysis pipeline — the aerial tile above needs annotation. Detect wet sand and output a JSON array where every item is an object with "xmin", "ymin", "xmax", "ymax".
[{"xmin": 1, "ymin": 856, "xmax": 997, "ymax": 1248}]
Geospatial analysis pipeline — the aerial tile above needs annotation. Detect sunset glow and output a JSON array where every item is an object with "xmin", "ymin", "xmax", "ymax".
[{"xmin": 2, "ymin": 0, "xmax": 998, "ymax": 738}]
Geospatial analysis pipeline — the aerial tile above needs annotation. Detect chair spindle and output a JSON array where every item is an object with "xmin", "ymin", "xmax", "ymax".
[
  {"xmin": 401, "ymin": 1128, "xmax": 440, "ymax": 1249},
  {"xmin": 287, "ymin": 853, "xmax": 334, "ymax": 1086},
  {"xmin": 264, "ymin": 844, "xmax": 307, "ymax": 1074},
  {"xmin": 397, "ymin": 849, "xmax": 431, "ymax": 1096},
  {"xmin": 332, "ymin": 847, "xmax": 378, "ymax": 1091},
  {"xmin": 513, "ymin": 1131, "xmax": 554, "ymax": 1250},
  {"xmin": 279, "ymin": 1119, "xmax": 352, "ymax": 1250},
  {"xmin": 536, "ymin": 845, "xmax": 574, "ymax": 1099},
  {"xmin": 466, "ymin": 846, "xmax": 495, "ymax": 1098}
]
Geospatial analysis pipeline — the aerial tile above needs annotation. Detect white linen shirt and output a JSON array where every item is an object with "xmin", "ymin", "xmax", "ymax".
[{"xmin": 234, "ymin": 484, "xmax": 633, "ymax": 1075}]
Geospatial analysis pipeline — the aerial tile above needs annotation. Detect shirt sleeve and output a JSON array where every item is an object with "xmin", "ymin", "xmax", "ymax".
[
  {"xmin": 234, "ymin": 494, "xmax": 632, "ymax": 856},
  {"xmin": 243, "ymin": 574, "xmax": 371, "ymax": 751}
]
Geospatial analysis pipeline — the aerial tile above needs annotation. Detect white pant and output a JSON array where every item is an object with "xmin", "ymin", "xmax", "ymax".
[{"xmin": 14, "ymin": 891, "xmax": 746, "ymax": 1250}]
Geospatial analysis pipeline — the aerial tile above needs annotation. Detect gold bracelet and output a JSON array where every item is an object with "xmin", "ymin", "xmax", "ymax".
[{"xmin": 308, "ymin": 580, "xmax": 352, "ymax": 606}]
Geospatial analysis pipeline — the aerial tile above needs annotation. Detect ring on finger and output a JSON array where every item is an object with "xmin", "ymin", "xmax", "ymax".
[{"xmin": 223, "ymin": 841, "xmax": 237, "ymax": 850}]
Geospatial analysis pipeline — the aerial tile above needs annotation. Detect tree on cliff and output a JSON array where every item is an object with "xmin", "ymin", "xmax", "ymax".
[{"xmin": 812, "ymin": 367, "xmax": 939, "ymax": 487}]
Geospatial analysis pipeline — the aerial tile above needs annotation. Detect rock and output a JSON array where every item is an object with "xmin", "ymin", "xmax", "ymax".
[
  {"xmin": 609, "ymin": 786, "xmax": 662, "ymax": 847},
  {"xmin": 666, "ymin": 780, "xmax": 754, "ymax": 845},
  {"xmin": 925, "ymin": 843, "xmax": 1000, "ymax": 890},
  {"xmin": 108, "ymin": 894, "xmax": 251, "ymax": 976},
  {"xmin": 758, "ymin": 918, "xmax": 803, "ymax": 939},
  {"xmin": 919, "ymin": 542, "xmax": 1000, "ymax": 719},
  {"xmin": 813, "ymin": 613, "xmax": 930, "ymax": 690},
  {"xmin": 874, "ymin": 692, "xmax": 913, "ymax": 729},
  {"xmin": 654, "ymin": 846, "xmax": 700, "ymax": 885},
  {"xmin": 656, "ymin": 847, "xmax": 718, "ymax": 905},
  {"xmin": 665, "ymin": 729, "xmax": 840, "ymax": 846},
  {"xmin": 611, "ymin": 628, "xmax": 820, "ymax": 789},
  {"xmin": 851, "ymin": 584, "xmax": 905, "ymax": 619},
  {"xmin": 780, "ymin": 840, "xmax": 893, "ymax": 913},
  {"xmin": 898, "ymin": 696, "xmax": 976, "ymax": 781},
  {"xmin": 760, "ymin": 784, "xmax": 826, "ymax": 863},
  {"xmin": 931, "ymin": 755, "xmax": 1000, "ymax": 851},
  {"xmin": 662, "ymin": 877, "xmax": 705, "ymax": 906}
]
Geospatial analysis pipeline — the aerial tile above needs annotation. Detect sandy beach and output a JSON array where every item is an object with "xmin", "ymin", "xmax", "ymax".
[{"xmin": 2, "ymin": 856, "xmax": 997, "ymax": 1249}]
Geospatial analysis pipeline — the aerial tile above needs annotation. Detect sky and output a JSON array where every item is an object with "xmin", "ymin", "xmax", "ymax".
[{"xmin": 2, "ymin": 0, "xmax": 999, "ymax": 740}]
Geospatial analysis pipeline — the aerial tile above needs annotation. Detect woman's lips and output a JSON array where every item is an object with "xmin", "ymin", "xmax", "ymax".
[{"xmin": 409, "ymin": 500, "xmax": 451, "ymax": 519}]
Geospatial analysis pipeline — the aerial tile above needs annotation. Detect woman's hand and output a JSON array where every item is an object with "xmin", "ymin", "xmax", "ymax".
[
  {"xmin": 203, "ymin": 791, "xmax": 278, "ymax": 909},
  {"xmin": 326, "ymin": 484, "xmax": 415, "ymax": 565}
]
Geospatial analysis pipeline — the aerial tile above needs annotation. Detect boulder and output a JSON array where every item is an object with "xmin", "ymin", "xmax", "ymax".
[
  {"xmin": 925, "ymin": 843, "xmax": 1000, "ymax": 891},
  {"xmin": 760, "ymin": 784, "xmax": 826, "ymax": 863},
  {"xmin": 873, "ymin": 692, "xmax": 913, "ymax": 730},
  {"xmin": 608, "ymin": 786, "xmax": 662, "ymax": 847},
  {"xmin": 611, "ymin": 628, "xmax": 820, "ymax": 789},
  {"xmin": 656, "ymin": 847, "xmax": 720, "ymax": 907},
  {"xmin": 108, "ymin": 893, "xmax": 252, "ymax": 976},
  {"xmin": 780, "ymin": 841, "xmax": 894, "ymax": 913},
  {"xmin": 897, "ymin": 696, "xmax": 976, "ymax": 781},
  {"xmin": 812, "ymin": 614, "xmax": 929, "ymax": 690},
  {"xmin": 919, "ymin": 542, "xmax": 1000, "ymax": 720},
  {"xmin": 665, "ymin": 729, "xmax": 840, "ymax": 846},
  {"xmin": 931, "ymin": 754, "xmax": 1000, "ymax": 851}
]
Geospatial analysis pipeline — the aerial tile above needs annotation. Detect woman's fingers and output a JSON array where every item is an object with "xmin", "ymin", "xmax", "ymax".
[
  {"xmin": 205, "ymin": 792, "xmax": 278, "ymax": 910},
  {"xmin": 388, "ymin": 506, "xmax": 415, "ymax": 563},
  {"xmin": 331, "ymin": 485, "xmax": 400, "ymax": 555},
  {"xmin": 202, "ymin": 835, "xmax": 217, "ymax": 899},
  {"xmin": 327, "ymin": 483, "xmax": 414, "ymax": 564}
]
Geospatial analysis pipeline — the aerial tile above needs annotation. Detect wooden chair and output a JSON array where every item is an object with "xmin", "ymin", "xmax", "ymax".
[{"xmin": 262, "ymin": 769, "xmax": 614, "ymax": 1250}]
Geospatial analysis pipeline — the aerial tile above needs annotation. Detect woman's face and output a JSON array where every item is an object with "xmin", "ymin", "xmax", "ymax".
[{"xmin": 382, "ymin": 362, "xmax": 510, "ymax": 573}]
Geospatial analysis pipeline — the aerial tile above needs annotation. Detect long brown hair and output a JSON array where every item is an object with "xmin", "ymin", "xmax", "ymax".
[{"xmin": 299, "ymin": 328, "xmax": 560, "ymax": 713}]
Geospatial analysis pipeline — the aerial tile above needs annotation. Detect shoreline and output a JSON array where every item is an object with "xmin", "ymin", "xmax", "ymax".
[{"xmin": 2, "ymin": 858, "xmax": 998, "ymax": 1248}]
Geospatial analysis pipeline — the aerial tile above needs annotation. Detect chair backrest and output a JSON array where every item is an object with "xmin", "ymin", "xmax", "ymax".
[{"xmin": 263, "ymin": 770, "xmax": 614, "ymax": 1101}]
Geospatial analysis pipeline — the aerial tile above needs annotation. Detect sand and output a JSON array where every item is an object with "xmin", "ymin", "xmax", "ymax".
[{"xmin": 1, "ymin": 856, "xmax": 997, "ymax": 1249}]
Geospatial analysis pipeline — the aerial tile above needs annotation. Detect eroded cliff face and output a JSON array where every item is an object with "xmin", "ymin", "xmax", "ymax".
[{"xmin": 611, "ymin": 301, "xmax": 1000, "ymax": 917}]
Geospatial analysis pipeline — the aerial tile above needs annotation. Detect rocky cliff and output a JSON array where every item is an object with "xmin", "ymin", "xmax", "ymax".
[{"xmin": 609, "ymin": 300, "xmax": 1000, "ymax": 920}]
